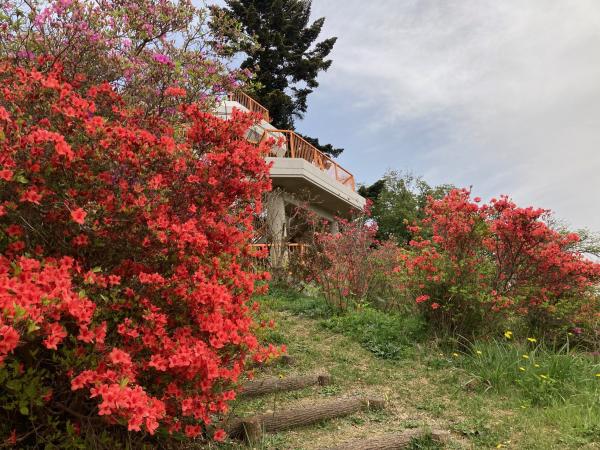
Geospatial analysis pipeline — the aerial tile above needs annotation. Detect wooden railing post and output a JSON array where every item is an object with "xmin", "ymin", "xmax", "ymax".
[{"xmin": 289, "ymin": 132, "xmax": 295, "ymax": 158}]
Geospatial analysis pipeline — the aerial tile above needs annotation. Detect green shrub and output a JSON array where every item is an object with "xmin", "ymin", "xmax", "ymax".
[{"xmin": 320, "ymin": 308, "xmax": 427, "ymax": 360}]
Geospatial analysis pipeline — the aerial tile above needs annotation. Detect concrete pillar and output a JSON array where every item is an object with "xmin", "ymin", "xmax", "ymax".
[
  {"xmin": 330, "ymin": 220, "xmax": 340, "ymax": 235},
  {"xmin": 266, "ymin": 190, "xmax": 287, "ymax": 268}
]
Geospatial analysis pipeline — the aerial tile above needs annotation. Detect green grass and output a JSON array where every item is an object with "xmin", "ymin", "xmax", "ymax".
[
  {"xmin": 452, "ymin": 339, "xmax": 600, "ymax": 406},
  {"xmin": 408, "ymin": 434, "xmax": 445, "ymax": 449},
  {"xmin": 224, "ymin": 290, "xmax": 600, "ymax": 449}
]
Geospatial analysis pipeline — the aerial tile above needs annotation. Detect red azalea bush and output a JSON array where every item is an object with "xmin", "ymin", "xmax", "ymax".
[
  {"xmin": 396, "ymin": 189, "xmax": 600, "ymax": 336},
  {"xmin": 0, "ymin": 63, "xmax": 276, "ymax": 446}
]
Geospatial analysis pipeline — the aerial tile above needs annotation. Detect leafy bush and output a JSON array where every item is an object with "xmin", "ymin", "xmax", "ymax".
[
  {"xmin": 309, "ymin": 216, "xmax": 413, "ymax": 313},
  {"xmin": 0, "ymin": 63, "xmax": 275, "ymax": 446},
  {"xmin": 367, "ymin": 241, "xmax": 414, "ymax": 312},
  {"xmin": 321, "ymin": 308, "xmax": 426, "ymax": 360}
]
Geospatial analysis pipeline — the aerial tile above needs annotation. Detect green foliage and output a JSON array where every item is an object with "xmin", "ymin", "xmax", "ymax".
[
  {"xmin": 359, "ymin": 171, "xmax": 453, "ymax": 244},
  {"xmin": 407, "ymin": 433, "xmax": 445, "ymax": 450},
  {"xmin": 262, "ymin": 286, "xmax": 334, "ymax": 319},
  {"xmin": 225, "ymin": 0, "xmax": 336, "ymax": 128},
  {"xmin": 320, "ymin": 307, "xmax": 427, "ymax": 360}
]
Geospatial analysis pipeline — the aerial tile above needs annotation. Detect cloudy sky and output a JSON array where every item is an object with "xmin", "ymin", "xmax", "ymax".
[{"xmin": 287, "ymin": 0, "xmax": 600, "ymax": 231}]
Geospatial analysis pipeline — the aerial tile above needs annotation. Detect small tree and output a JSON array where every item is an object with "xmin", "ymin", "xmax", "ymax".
[
  {"xmin": 314, "ymin": 217, "xmax": 378, "ymax": 311},
  {"xmin": 359, "ymin": 171, "xmax": 454, "ymax": 244}
]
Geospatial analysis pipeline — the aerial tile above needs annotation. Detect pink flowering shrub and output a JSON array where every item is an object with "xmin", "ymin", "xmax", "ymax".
[
  {"xmin": 0, "ymin": 0, "xmax": 251, "ymax": 118},
  {"xmin": 0, "ymin": 63, "xmax": 277, "ymax": 446},
  {"xmin": 314, "ymin": 216, "xmax": 379, "ymax": 311}
]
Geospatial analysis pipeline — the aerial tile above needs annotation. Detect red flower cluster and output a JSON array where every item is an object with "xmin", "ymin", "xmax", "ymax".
[
  {"xmin": 0, "ymin": 63, "xmax": 276, "ymax": 440},
  {"xmin": 396, "ymin": 189, "xmax": 600, "ymax": 334},
  {"xmin": 0, "ymin": 256, "xmax": 97, "ymax": 363}
]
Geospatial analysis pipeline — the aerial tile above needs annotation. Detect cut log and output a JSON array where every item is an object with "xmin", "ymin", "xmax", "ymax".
[
  {"xmin": 239, "ymin": 418, "xmax": 262, "ymax": 445},
  {"xmin": 324, "ymin": 429, "xmax": 451, "ymax": 450},
  {"xmin": 239, "ymin": 372, "xmax": 332, "ymax": 397},
  {"xmin": 227, "ymin": 396, "xmax": 385, "ymax": 440}
]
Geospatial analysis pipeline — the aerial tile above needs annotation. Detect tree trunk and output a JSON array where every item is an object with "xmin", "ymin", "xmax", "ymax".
[
  {"xmin": 227, "ymin": 397, "xmax": 385, "ymax": 440},
  {"xmin": 239, "ymin": 373, "xmax": 331, "ymax": 397},
  {"xmin": 324, "ymin": 429, "xmax": 451, "ymax": 450}
]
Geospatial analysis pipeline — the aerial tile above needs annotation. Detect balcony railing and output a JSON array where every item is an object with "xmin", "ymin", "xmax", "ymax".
[
  {"xmin": 226, "ymin": 91, "xmax": 357, "ymax": 192},
  {"xmin": 249, "ymin": 243, "xmax": 308, "ymax": 257},
  {"xmin": 266, "ymin": 130, "xmax": 356, "ymax": 191},
  {"xmin": 248, "ymin": 243, "xmax": 308, "ymax": 271},
  {"xmin": 228, "ymin": 91, "xmax": 270, "ymax": 122}
]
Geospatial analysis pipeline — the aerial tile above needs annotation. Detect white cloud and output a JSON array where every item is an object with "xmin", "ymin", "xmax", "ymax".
[{"xmin": 304, "ymin": 0, "xmax": 600, "ymax": 230}]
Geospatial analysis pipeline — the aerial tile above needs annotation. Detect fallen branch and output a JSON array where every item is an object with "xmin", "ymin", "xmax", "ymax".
[{"xmin": 239, "ymin": 372, "xmax": 332, "ymax": 397}]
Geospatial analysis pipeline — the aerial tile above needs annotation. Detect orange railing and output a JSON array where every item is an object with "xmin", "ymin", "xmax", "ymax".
[
  {"xmin": 227, "ymin": 91, "xmax": 356, "ymax": 192},
  {"xmin": 248, "ymin": 243, "xmax": 308, "ymax": 271},
  {"xmin": 267, "ymin": 130, "xmax": 356, "ymax": 191},
  {"xmin": 249, "ymin": 243, "xmax": 308, "ymax": 257},
  {"xmin": 228, "ymin": 91, "xmax": 270, "ymax": 122}
]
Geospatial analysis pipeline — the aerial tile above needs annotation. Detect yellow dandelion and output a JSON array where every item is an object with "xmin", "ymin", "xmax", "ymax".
[
  {"xmin": 540, "ymin": 374, "xmax": 548, "ymax": 380},
  {"xmin": 595, "ymin": 373, "xmax": 600, "ymax": 377},
  {"xmin": 519, "ymin": 367, "xmax": 526, "ymax": 371},
  {"xmin": 527, "ymin": 337, "xmax": 537, "ymax": 343},
  {"xmin": 452, "ymin": 352, "xmax": 459, "ymax": 357},
  {"xmin": 520, "ymin": 405, "xmax": 527, "ymax": 409},
  {"xmin": 476, "ymin": 350, "xmax": 482, "ymax": 355},
  {"xmin": 522, "ymin": 354, "xmax": 529, "ymax": 359},
  {"xmin": 534, "ymin": 364, "xmax": 540, "ymax": 368},
  {"xmin": 504, "ymin": 330, "xmax": 513, "ymax": 339}
]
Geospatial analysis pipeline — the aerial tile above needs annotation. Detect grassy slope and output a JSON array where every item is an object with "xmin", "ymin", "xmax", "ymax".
[{"xmin": 220, "ymin": 291, "xmax": 599, "ymax": 450}]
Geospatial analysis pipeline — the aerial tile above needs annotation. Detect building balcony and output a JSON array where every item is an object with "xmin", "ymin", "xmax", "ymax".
[{"xmin": 215, "ymin": 91, "xmax": 365, "ymax": 219}]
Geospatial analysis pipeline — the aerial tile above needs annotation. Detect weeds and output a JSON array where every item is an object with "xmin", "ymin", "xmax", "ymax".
[
  {"xmin": 320, "ymin": 307, "xmax": 427, "ymax": 360},
  {"xmin": 452, "ymin": 337, "xmax": 600, "ymax": 406}
]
